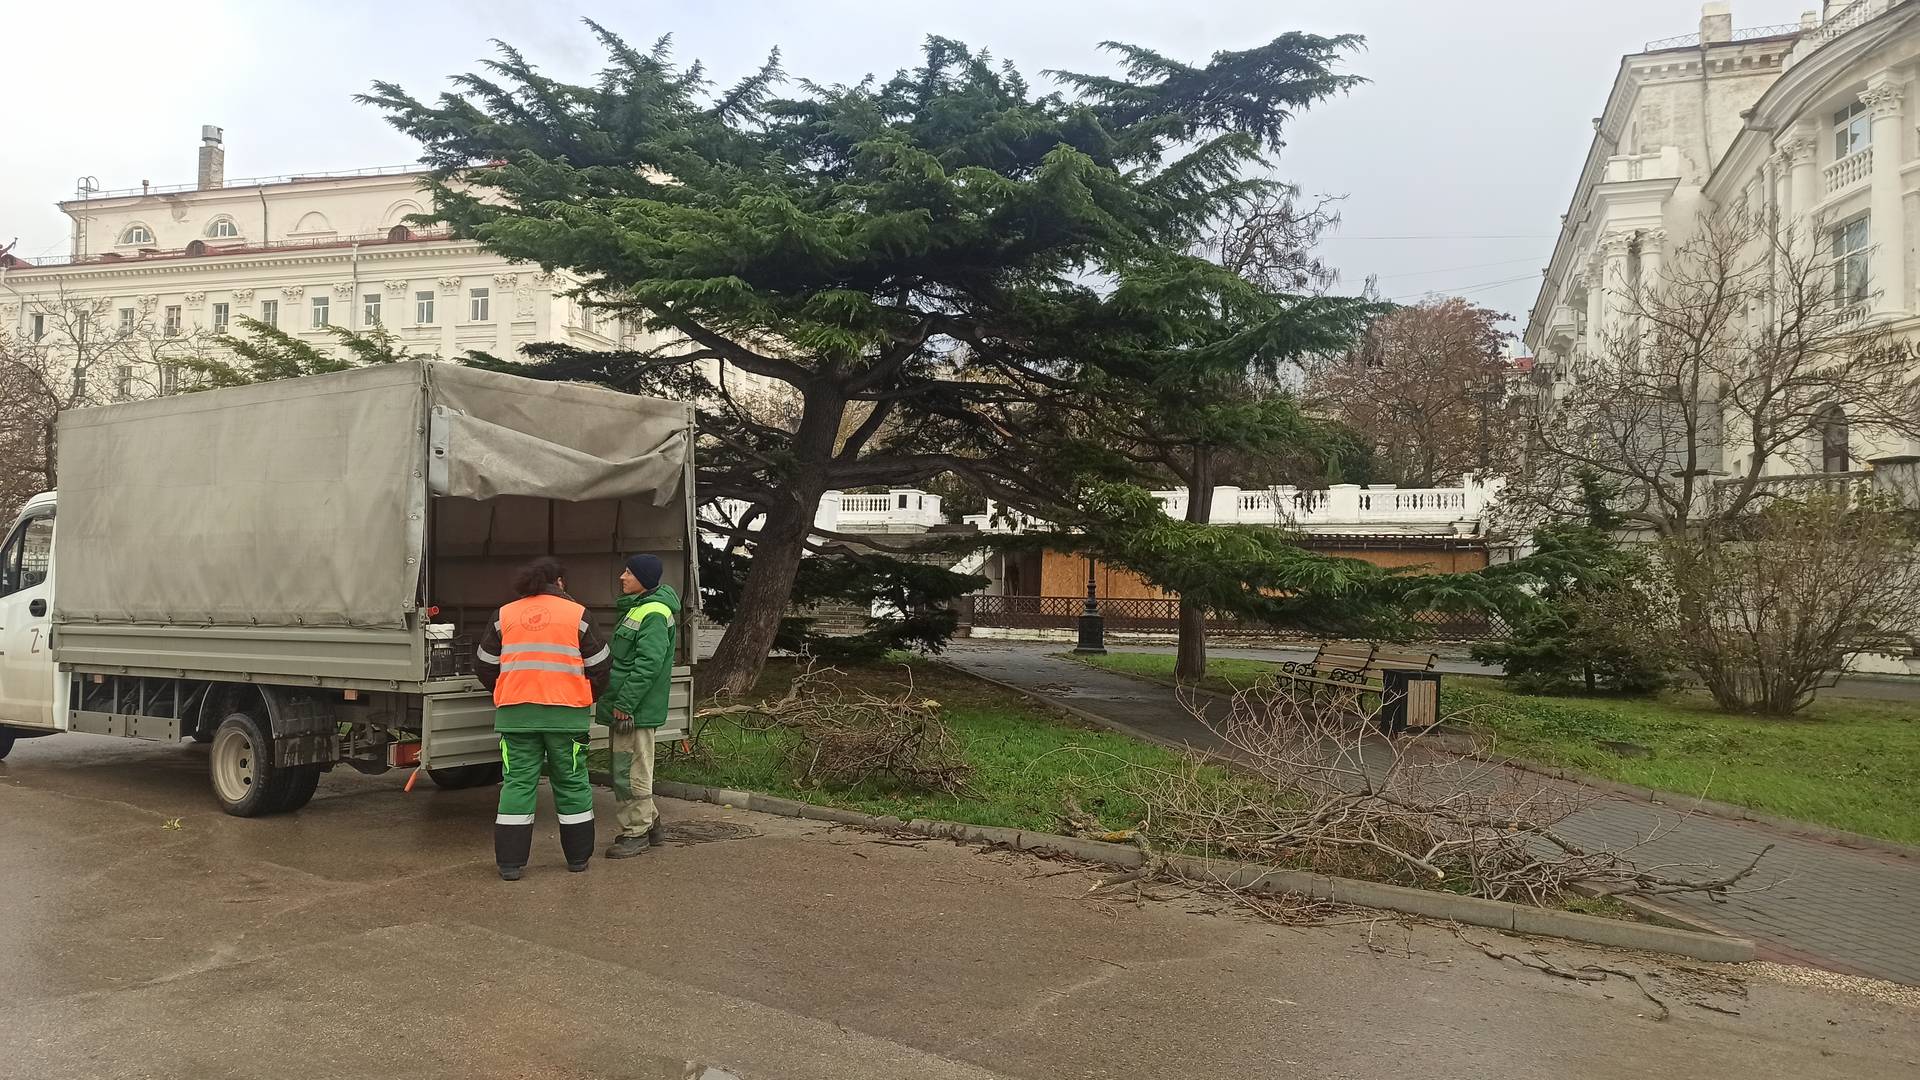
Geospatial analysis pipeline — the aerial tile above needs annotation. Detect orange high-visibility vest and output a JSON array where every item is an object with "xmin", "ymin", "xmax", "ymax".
[{"xmin": 492, "ymin": 594, "xmax": 595, "ymax": 708}]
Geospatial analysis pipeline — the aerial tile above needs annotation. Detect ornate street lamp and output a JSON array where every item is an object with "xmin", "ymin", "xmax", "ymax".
[{"xmin": 1074, "ymin": 552, "xmax": 1106, "ymax": 654}]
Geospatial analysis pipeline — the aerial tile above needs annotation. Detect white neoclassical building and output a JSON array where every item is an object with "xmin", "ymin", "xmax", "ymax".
[
  {"xmin": 0, "ymin": 127, "xmax": 784, "ymax": 403},
  {"xmin": 1525, "ymin": 0, "xmax": 1920, "ymax": 475}
]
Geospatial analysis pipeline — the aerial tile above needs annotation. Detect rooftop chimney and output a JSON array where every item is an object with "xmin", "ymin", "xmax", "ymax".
[
  {"xmin": 1701, "ymin": 2, "xmax": 1734, "ymax": 43},
  {"xmin": 197, "ymin": 125, "xmax": 225, "ymax": 190}
]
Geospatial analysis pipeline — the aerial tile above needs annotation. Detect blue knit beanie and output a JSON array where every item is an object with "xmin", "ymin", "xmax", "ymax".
[{"xmin": 626, "ymin": 553, "xmax": 663, "ymax": 590}]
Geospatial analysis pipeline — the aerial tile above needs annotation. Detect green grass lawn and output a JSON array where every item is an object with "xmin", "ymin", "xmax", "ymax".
[
  {"xmin": 1066, "ymin": 651, "xmax": 1920, "ymax": 845},
  {"xmin": 651, "ymin": 659, "xmax": 1207, "ymax": 833}
]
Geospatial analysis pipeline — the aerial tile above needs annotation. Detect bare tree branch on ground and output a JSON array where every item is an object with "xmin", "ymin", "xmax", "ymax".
[{"xmin": 1129, "ymin": 681, "xmax": 1769, "ymax": 904}]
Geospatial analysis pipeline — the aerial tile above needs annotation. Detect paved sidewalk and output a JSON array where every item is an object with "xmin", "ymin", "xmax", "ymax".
[
  {"xmin": 945, "ymin": 644, "xmax": 1920, "ymax": 986},
  {"xmin": 1089, "ymin": 641, "xmax": 1920, "ymax": 703}
]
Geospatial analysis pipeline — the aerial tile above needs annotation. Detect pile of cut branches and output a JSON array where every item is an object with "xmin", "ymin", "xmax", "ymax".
[
  {"xmin": 1136, "ymin": 682, "xmax": 1767, "ymax": 904},
  {"xmin": 699, "ymin": 666, "xmax": 974, "ymax": 794}
]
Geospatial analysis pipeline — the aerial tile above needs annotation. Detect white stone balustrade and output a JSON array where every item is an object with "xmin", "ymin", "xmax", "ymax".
[
  {"xmin": 964, "ymin": 476, "xmax": 1499, "ymax": 537},
  {"xmin": 1824, "ymin": 146, "xmax": 1873, "ymax": 195},
  {"xmin": 1602, "ymin": 146, "xmax": 1683, "ymax": 183}
]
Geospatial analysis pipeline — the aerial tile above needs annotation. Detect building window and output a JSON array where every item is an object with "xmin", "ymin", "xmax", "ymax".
[
  {"xmin": 160, "ymin": 364, "xmax": 178, "ymax": 396},
  {"xmin": 1834, "ymin": 100, "xmax": 1870, "ymax": 159},
  {"xmin": 363, "ymin": 293, "xmax": 382, "ymax": 327},
  {"xmin": 212, "ymin": 302, "xmax": 229, "ymax": 333},
  {"xmin": 120, "ymin": 224, "xmax": 154, "ymax": 246},
  {"xmin": 29, "ymin": 313, "xmax": 45, "ymax": 341},
  {"xmin": 311, "ymin": 295, "xmax": 330, "ymax": 329},
  {"xmin": 1821, "ymin": 406, "xmax": 1850, "ymax": 473},
  {"xmin": 206, "ymin": 217, "xmax": 240, "ymax": 239},
  {"xmin": 116, "ymin": 365, "xmax": 135, "ymax": 400},
  {"xmin": 416, "ymin": 291, "xmax": 435, "ymax": 324},
  {"xmin": 1833, "ymin": 214, "xmax": 1871, "ymax": 304},
  {"xmin": 118, "ymin": 308, "xmax": 134, "ymax": 333},
  {"xmin": 469, "ymin": 287, "xmax": 490, "ymax": 322},
  {"xmin": 260, "ymin": 298, "xmax": 279, "ymax": 328},
  {"xmin": 581, "ymin": 306, "xmax": 595, "ymax": 334},
  {"xmin": 163, "ymin": 306, "xmax": 181, "ymax": 337},
  {"xmin": 72, "ymin": 365, "xmax": 86, "ymax": 400}
]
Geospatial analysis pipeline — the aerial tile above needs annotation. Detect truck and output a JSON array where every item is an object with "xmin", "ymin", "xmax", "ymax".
[{"xmin": 0, "ymin": 360, "xmax": 698, "ymax": 815}]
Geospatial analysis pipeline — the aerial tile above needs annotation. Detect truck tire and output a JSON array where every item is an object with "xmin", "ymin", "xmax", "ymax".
[
  {"xmin": 209, "ymin": 712, "xmax": 296, "ymax": 817},
  {"xmin": 0, "ymin": 729, "xmax": 14, "ymax": 760},
  {"xmin": 274, "ymin": 765, "xmax": 323, "ymax": 813},
  {"xmin": 426, "ymin": 762, "xmax": 503, "ymax": 790}
]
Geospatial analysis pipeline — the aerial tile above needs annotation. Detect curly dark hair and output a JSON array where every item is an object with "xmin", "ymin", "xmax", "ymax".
[{"xmin": 511, "ymin": 556, "xmax": 566, "ymax": 598}]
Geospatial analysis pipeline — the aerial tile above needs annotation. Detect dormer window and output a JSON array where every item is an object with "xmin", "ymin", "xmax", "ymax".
[
  {"xmin": 206, "ymin": 217, "xmax": 240, "ymax": 239},
  {"xmin": 120, "ymin": 224, "xmax": 154, "ymax": 246}
]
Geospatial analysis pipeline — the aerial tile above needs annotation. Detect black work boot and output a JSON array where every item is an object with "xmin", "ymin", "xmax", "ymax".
[
  {"xmin": 559, "ymin": 817, "xmax": 595, "ymax": 872},
  {"xmin": 495, "ymin": 822, "xmax": 533, "ymax": 881},
  {"xmin": 605, "ymin": 833, "xmax": 651, "ymax": 859}
]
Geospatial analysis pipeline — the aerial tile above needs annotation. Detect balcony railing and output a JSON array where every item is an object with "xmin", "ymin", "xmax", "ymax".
[
  {"xmin": 968, "ymin": 481, "xmax": 1496, "ymax": 535},
  {"xmin": 1643, "ymin": 22, "xmax": 1803, "ymax": 51},
  {"xmin": 1789, "ymin": 0, "xmax": 1894, "ymax": 65},
  {"xmin": 74, "ymin": 164, "xmax": 426, "ymax": 201},
  {"xmin": 4, "ymin": 226, "xmax": 459, "ymax": 270},
  {"xmin": 1811, "ymin": 0, "xmax": 1878, "ymax": 47},
  {"xmin": 1825, "ymin": 147, "xmax": 1873, "ymax": 196}
]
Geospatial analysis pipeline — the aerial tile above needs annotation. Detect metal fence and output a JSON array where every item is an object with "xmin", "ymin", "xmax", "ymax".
[{"xmin": 961, "ymin": 595, "xmax": 1508, "ymax": 641}]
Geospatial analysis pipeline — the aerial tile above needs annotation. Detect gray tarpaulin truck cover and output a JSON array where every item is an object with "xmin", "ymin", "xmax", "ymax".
[{"xmin": 54, "ymin": 361, "xmax": 689, "ymax": 630}]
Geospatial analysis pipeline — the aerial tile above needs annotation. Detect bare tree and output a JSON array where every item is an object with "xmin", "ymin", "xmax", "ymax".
[
  {"xmin": 0, "ymin": 288, "xmax": 215, "ymax": 518},
  {"xmin": 1662, "ymin": 489, "xmax": 1920, "ymax": 714},
  {"xmin": 1308, "ymin": 296, "xmax": 1514, "ymax": 486},
  {"xmin": 1511, "ymin": 208, "xmax": 1920, "ymax": 535}
]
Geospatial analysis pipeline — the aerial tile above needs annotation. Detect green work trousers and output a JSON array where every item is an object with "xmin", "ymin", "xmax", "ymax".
[{"xmin": 494, "ymin": 730, "xmax": 595, "ymax": 870}]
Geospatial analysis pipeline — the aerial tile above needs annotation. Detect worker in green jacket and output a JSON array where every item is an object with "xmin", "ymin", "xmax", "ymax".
[{"xmin": 602, "ymin": 553, "xmax": 681, "ymax": 859}]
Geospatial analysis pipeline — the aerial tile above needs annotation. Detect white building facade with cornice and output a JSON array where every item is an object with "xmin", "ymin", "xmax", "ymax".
[
  {"xmin": 1525, "ymin": 0, "xmax": 1920, "ymax": 478},
  {"xmin": 0, "ymin": 128, "xmax": 781, "ymax": 403}
]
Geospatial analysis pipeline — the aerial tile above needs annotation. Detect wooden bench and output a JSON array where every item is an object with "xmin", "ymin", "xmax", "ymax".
[{"xmin": 1274, "ymin": 642, "xmax": 1442, "ymax": 728}]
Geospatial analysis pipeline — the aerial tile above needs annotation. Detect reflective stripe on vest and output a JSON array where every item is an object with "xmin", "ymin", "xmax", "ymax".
[
  {"xmin": 493, "ymin": 593, "xmax": 594, "ymax": 709},
  {"xmin": 621, "ymin": 600, "xmax": 676, "ymax": 631}
]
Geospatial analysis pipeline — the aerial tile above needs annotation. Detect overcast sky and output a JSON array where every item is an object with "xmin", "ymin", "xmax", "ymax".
[{"xmin": 1, "ymin": 0, "xmax": 1819, "ymax": 339}]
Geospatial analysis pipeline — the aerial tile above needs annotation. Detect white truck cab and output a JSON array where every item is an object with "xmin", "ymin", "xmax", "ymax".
[{"xmin": 0, "ymin": 492, "xmax": 62, "ymax": 752}]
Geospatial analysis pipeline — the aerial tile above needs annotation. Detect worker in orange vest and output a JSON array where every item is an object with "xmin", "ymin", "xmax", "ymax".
[{"xmin": 476, "ymin": 557, "xmax": 611, "ymax": 880}]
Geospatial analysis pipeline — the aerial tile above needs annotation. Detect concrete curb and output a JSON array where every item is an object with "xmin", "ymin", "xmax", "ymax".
[
  {"xmin": 654, "ymin": 779, "xmax": 1756, "ymax": 964},
  {"xmin": 1063, "ymin": 658, "xmax": 1920, "ymax": 862}
]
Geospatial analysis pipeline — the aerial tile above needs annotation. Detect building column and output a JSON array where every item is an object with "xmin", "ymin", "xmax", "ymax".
[
  {"xmin": 1778, "ymin": 130, "xmax": 1819, "ymax": 260},
  {"xmin": 1580, "ymin": 268, "xmax": 1602, "ymax": 361},
  {"xmin": 1596, "ymin": 234, "xmax": 1631, "ymax": 340},
  {"xmin": 1862, "ymin": 72, "xmax": 1908, "ymax": 318},
  {"xmin": 1638, "ymin": 228, "xmax": 1666, "ymax": 299}
]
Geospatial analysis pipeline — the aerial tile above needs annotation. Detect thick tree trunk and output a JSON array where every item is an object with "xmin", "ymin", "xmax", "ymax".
[
  {"xmin": 701, "ymin": 384, "xmax": 845, "ymax": 698},
  {"xmin": 1174, "ymin": 446, "xmax": 1214, "ymax": 684},
  {"xmin": 703, "ymin": 494, "xmax": 818, "ymax": 698}
]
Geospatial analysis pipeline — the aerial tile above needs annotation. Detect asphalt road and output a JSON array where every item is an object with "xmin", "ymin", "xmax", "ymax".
[{"xmin": 3, "ymin": 732, "xmax": 1917, "ymax": 1079}]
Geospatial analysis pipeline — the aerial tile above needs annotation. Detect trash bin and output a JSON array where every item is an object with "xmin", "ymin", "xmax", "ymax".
[{"xmin": 1379, "ymin": 669, "xmax": 1443, "ymax": 732}]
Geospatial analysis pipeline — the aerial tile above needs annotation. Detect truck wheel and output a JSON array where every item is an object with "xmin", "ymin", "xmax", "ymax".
[
  {"xmin": 426, "ymin": 762, "xmax": 502, "ymax": 790},
  {"xmin": 274, "ymin": 765, "xmax": 323, "ymax": 813},
  {"xmin": 209, "ymin": 712, "xmax": 294, "ymax": 817},
  {"xmin": 0, "ymin": 729, "xmax": 14, "ymax": 760}
]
